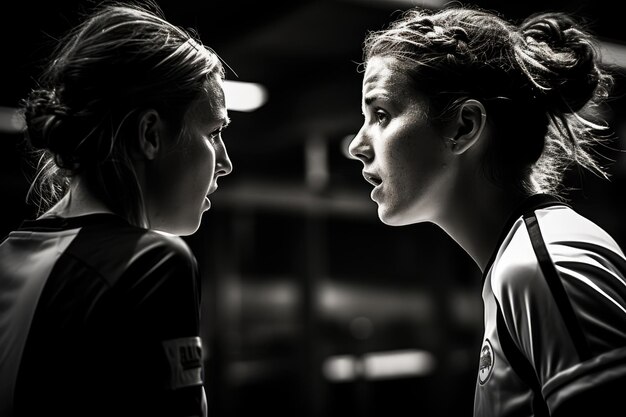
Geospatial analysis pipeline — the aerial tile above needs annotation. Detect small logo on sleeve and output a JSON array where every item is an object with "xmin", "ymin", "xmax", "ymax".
[
  {"xmin": 478, "ymin": 339, "xmax": 495, "ymax": 385},
  {"xmin": 162, "ymin": 336, "xmax": 204, "ymax": 390}
]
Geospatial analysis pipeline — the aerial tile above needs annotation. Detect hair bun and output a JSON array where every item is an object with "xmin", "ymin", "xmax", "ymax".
[
  {"xmin": 519, "ymin": 12, "xmax": 605, "ymax": 113},
  {"xmin": 22, "ymin": 89, "xmax": 71, "ymax": 151}
]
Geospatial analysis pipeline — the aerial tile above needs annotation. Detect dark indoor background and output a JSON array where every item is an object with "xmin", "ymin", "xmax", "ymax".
[{"xmin": 1, "ymin": 0, "xmax": 625, "ymax": 416}]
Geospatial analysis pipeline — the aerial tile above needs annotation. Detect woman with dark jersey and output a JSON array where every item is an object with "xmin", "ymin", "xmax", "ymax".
[
  {"xmin": 348, "ymin": 4, "xmax": 626, "ymax": 417},
  {"xmin": 0, "ymin": 2, "xmax": 232, "ymax": 416}
]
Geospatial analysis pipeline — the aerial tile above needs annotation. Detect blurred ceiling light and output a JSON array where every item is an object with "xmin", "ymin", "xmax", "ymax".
[
  {"xmin": 323, "ymin": 355, "xmax": 358, "ymax": 382},
  {"xmin": 599, "ymin": 40, "xmax": 626, "ymax": 68},
  {"xmin": 323, "ymin": 349, "xmax": 436, "ymax": 382},
  {"xmin": 0, "ymin": 106, "xmax": 25, "ymax": 134},
  {"xmin": 223, "ymin": 80, "xmax": 268, "ymax": 112},
  {"xmin": 363, "ymin": 349, "xmax": 436, "ymax": 380},
  {"xmin": 0, "ymin": 80, "xmax": 267, "ymax": 133}
]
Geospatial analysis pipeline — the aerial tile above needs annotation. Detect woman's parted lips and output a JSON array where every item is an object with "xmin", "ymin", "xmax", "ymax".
[{"xmin": 362, "ymin": 171, "xmax": 382, "ymax": 186}]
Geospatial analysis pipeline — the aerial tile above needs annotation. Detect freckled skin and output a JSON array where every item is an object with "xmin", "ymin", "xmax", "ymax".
[{"xmin": 349, "ymin": 56, "xmax": 455, "ymax": 226}]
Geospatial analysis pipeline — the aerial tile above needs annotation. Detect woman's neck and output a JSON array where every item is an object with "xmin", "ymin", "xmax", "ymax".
[
  {"xmin": 437, "ymin": 185, "xmax": 527, "ymax": 273},
  {"xmin": 41, "ymin": 177, "xmax": 113, "ymax": 219}
]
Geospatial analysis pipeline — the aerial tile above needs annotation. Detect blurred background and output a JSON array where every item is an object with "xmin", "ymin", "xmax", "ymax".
[{"xmin": 1, "ymin": 0, "xmax": 625, "ymax": 416}]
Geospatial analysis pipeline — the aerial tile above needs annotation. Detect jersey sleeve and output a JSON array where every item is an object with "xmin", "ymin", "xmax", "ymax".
[
  {"xmin": 95, "ymin": 233, "xmax": 207, "ymax": 417},
  {"xmin": 493, "ymin": 215, "xmax": 626, "ymax": 416}
]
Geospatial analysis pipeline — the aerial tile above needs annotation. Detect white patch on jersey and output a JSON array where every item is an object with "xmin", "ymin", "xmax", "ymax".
[
  {"xmin": 162, "ymin": 336, "xmax": 204, "ymax": 390},
  {"xmin": 478, "ymin": 338, "xmax": 495, "ymax": 385}
]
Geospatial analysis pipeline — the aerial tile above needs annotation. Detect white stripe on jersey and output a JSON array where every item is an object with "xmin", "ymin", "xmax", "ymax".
[{"xmin": 475, "ymin": 204, "xmax": 626, "ymax": 417}]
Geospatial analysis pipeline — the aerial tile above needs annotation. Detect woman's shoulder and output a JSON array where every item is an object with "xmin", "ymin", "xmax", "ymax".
[
  {"xmin": 490, "ymin": 217, "xmax": 541, "ymax": 292},
  {"xmin": 490, "ymin": 203, "xmax": 626, "ymax": 297},
  {"xmin": 65, "ymin": 213, "xmax": 193, "ymax": 254},
  {"xmin": 535, "ymin": 205, "xmax": 625, "ymax": 257},
  {"xmin": 136, "ymin": 228, "xmax": 196, "ymax": 261},
  {"xmin": 50, "ymin": 213, "xmax": 198, "ymax": 285}
]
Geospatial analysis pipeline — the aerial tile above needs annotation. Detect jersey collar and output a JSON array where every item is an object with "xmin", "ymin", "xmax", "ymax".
[
  {"xmin": 18, "ymin": 213, "xmax": 129, "ymax": 233},
  {"xmin": 481, "ymin": 193, "xmax": 568, "ymax": 283}
]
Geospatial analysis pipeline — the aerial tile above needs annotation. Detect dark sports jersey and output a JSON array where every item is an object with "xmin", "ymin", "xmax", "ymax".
[
  {"xmin": 0, "ymin": 213, "xmax": 206, "ymax": 417},
  {"xmin": 475, "ymin": 194, "xmax": 626, "ymax": 416}
]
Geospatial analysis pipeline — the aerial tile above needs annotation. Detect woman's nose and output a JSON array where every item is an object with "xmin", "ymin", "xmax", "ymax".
[
  {"xmin": 348, "ymin": 127, "xmax": 372, "ymax": 163},
  {"xmin": 215, "ymin": 144, "xmax": 233, "ymax": 177}
]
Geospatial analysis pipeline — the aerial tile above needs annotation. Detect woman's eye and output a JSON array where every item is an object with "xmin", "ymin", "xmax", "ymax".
[
  {"xmin": 208, "ymin": 128, "xmax": 223, "ymax": 140},
  {"xmin": 375, "ymin": 110, "xmax": 389, "ymax": 124}
]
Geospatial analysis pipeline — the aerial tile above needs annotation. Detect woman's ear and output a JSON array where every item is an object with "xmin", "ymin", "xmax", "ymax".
[
  {"xmin": 137, "ymin": 109, "xmax": 162, "ymax": 160},
  {"xmin": 447, "ymin": 99, "xmax": 487, "ymax": 155}
]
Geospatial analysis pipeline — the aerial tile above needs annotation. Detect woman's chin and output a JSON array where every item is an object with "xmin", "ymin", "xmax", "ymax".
[
  {"xmin": 202, "ymin": 196, "xmax": 211, "ymax": 211},
  {"xmin": 378, "ymin": 208, "xmax": 418, "ymax": 227},
  {"xmin": 153, "ymin": 216, "xmax": 202, "ymax": 237}
]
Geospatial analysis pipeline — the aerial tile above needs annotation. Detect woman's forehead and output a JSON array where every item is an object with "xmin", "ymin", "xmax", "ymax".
[
  {"xmin": 193, "ymin": 78, "xmax": 227, "ymax": 121},
  {"xmin": 362, "ymin": 56, "xmax": 417, "ymax": 102}
]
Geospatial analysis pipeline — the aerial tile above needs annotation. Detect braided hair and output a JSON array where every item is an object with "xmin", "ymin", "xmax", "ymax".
[{"xmin": 362, "ymin": 5, "xmax": 615, "ymax": 195}]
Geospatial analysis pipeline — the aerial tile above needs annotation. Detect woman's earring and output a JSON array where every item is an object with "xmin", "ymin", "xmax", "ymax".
[{"xmin": 444, "ymin": 136, "xmax": 457, "ymax": 147}]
